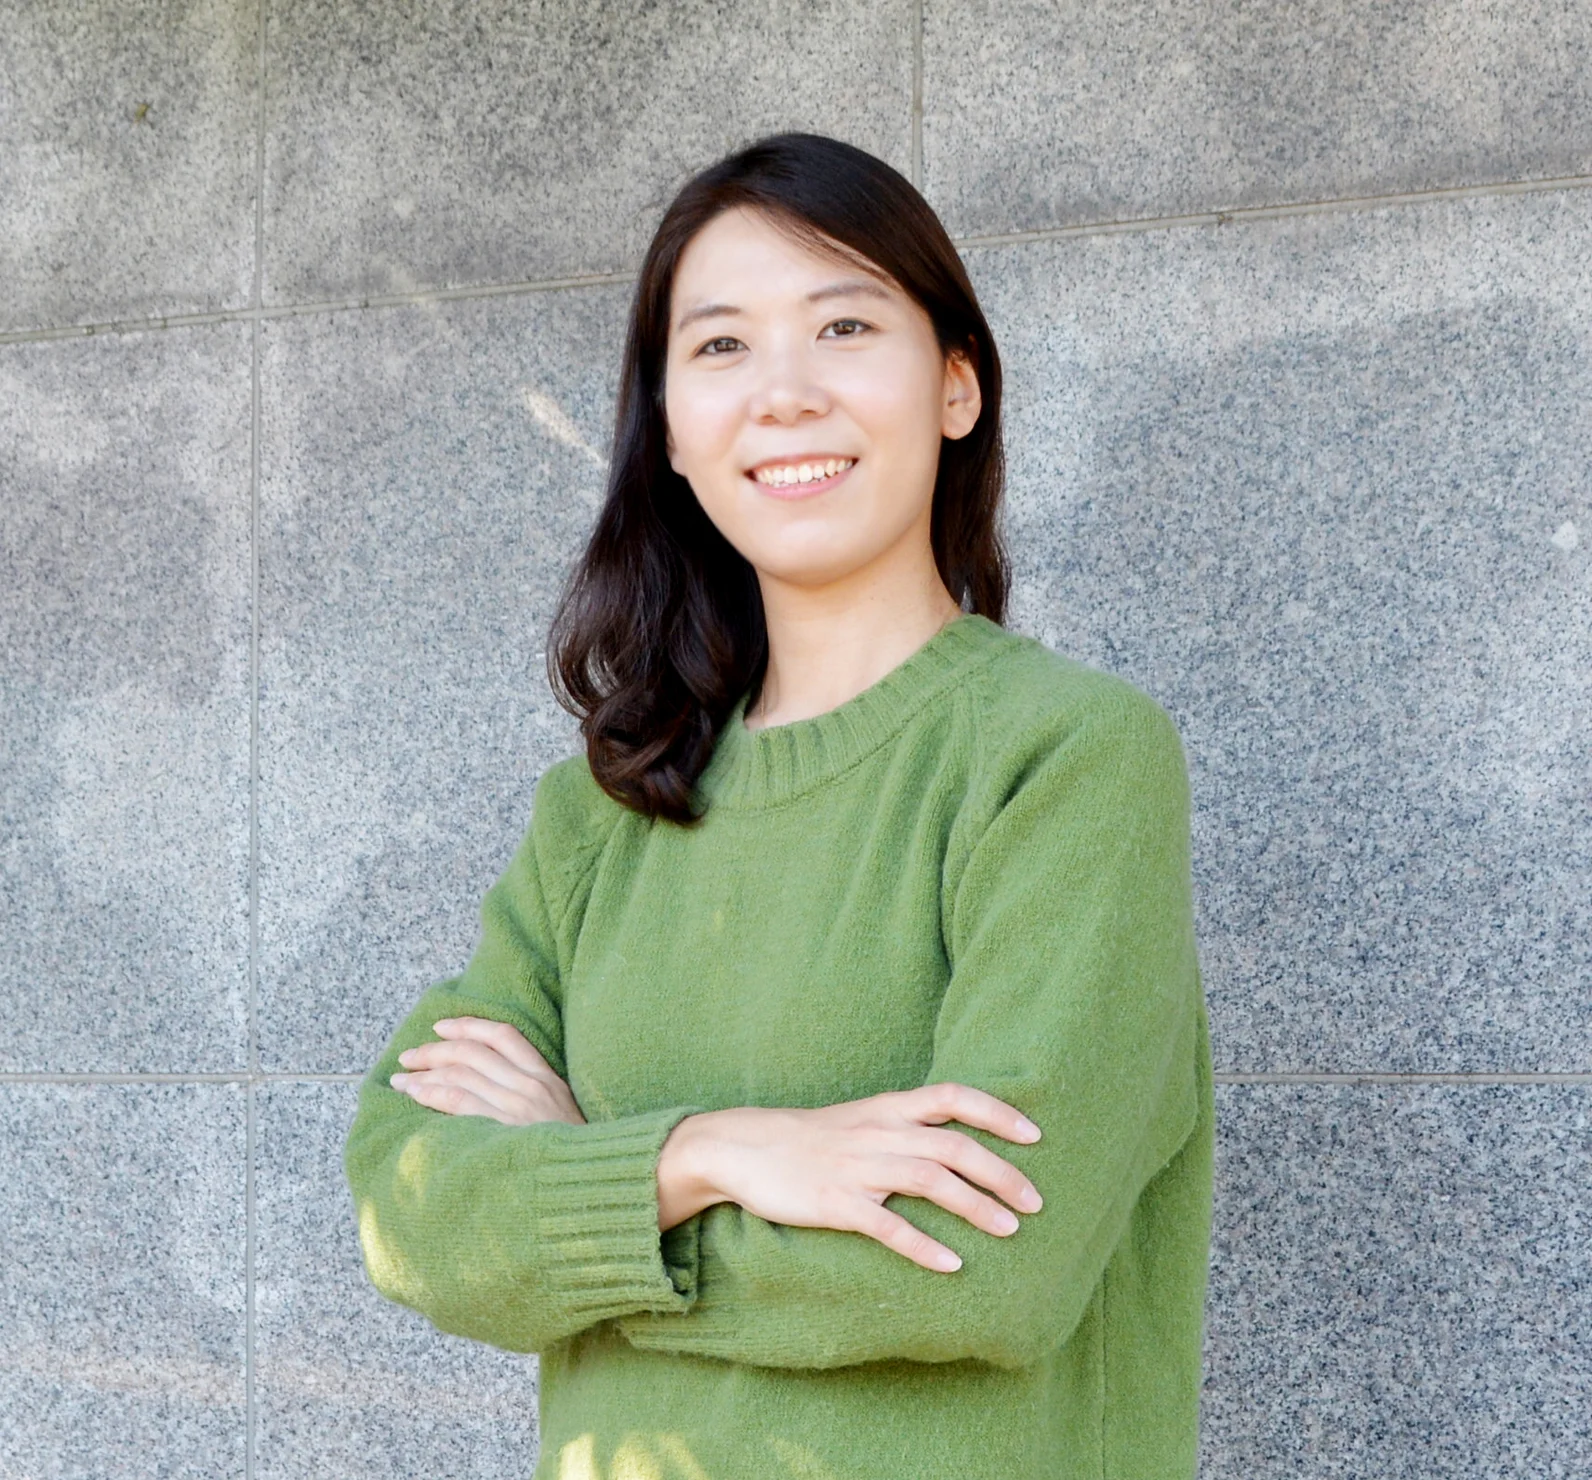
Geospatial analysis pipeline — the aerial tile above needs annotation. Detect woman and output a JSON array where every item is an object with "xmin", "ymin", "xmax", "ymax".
[{"xmin": 344, "ymin": 132, "xmax": 1214, "ymax": 1480}]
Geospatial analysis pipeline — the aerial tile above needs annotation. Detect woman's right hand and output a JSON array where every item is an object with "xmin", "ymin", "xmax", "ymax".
[{"xmin": 656, "ymin": 1085, "xmax": 1044, "ymax": 1273}]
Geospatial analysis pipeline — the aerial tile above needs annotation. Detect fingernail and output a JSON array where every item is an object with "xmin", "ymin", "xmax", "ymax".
[
  {"xmin": 390, "ymin": 1072, "xmax": 409, "ymax": 1085},
  {"xmin": 934, "ymin": 1250, "xmax": 962, "ymax": 1272},
  {"xmin": 993, "ymin": 1208, "xmax": 1019, "ymax": 1235},
  {"xmin": 1019, "ymin": 1187, "xmax": 1043, "ymax": 1212},
  {"xmin": 432, "ymin": 1020, "xmax": 452, "ymax": 1029},
  {"xmin": 1015, "ymin": 1118, "xmax": 1041, "ymax": 1142}
]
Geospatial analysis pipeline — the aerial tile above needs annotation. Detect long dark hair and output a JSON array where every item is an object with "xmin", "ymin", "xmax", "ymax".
[{"xmin": 546, "ymin": 132, "xmax": 1009, "ymax": 826}]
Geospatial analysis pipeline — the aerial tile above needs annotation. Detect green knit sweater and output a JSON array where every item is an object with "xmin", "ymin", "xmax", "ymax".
[{"xmin": 344, "ymin": 612, "xmax": 1215, "ymax": 1480}]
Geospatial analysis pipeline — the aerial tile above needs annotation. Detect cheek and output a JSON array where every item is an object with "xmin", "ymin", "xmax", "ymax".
[
  {"xmin": 664, "ymin": 393, "xmax": 751, "ymax": 540},
  {"xmin": 837, "ymin": 354, "xmax": 942, "ymax": 455},
  {"xmin": 665, "ymin": 379, "xmax": 740, "ymax": 469}
]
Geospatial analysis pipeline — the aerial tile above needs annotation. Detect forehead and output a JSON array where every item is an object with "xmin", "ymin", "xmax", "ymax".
[{"xmin": 669, "ymin": 208, "xmax": 900, "ymax": 330}]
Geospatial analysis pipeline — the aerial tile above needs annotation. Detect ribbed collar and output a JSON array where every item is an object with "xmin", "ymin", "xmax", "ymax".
[{"xmin": 694, "ymin": 612, "xmax": 1012, "ymax": 808}]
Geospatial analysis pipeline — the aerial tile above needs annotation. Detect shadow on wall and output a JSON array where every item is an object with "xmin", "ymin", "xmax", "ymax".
[{"xmin": 1008, "ymin": 295, "xmax": 1591, "ymax": 1073}]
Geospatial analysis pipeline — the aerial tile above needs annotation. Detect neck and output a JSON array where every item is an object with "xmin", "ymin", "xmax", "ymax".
[{"xmin": 747, "ymin": 572, "xmax": 964, "ymax": 732}]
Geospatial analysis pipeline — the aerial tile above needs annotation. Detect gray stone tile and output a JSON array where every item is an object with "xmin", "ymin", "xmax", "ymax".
[
  {"xmin": 0, "ymin": 0, "xmax": 259, "ymax": 334},
  {"xmin": 924, "ymin": 0, "xmax": 1592, "ymax": 239},
  {"xmin": 257, "ymin": 289, "xmax": 626, "ymax": 1072},
  {"xmin": 254, "ymin": 1080, "xmax": 536, "ymax": 1477},
  {"xmin": 969, "ymin": 187, "xmax": 1592, "ymax": 1073},
  {"xmin": 1202, "ymin": 1083, "xmax": 1592, "ymax": 1478},
  {"xmin": 0, "ymin": 1083, "xmax": 246, "ymax": 1477},
  {"xmin": 0, "ymin": 323, "xmax": 251, "ymax": 1073},
  {"xmin": 261, "ymin": 0, "xmax": 914, "ymax": 304}
]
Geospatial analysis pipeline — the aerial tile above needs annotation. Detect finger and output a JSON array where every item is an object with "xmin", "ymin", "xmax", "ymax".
[
  {"xmin": 432, "ymin": 1017, "xmax": 557, "ymax": 1077},
  {"xmin": 394, "ymin": 1063, "xmax": 531, "ymax": 1121},
  {"xmin": 400, "ymin": 1037, "xmax": 543, "ymax": 1096},
  {"xmin": 902, "ymin": 1082, "xmax": 1042, "ymax": 1145},
  {"xmin": 893, "ymin": 1156, "xmax": 1024, "ymax": 1239},
  {"xmin": 392, "ymin": 1071, "xmax": 516, "ymax": 1124},
  {"xmin": 849, "ymin": 1201, "xmax": 963, "ymax": 1273},
  {"xmin": 915, "ymin": 1127, "xmax": 1043, "ymax": 1214},
  {"xmin": 432, "ymin": 1016, "xmax": 558, "ymax": 1076}
]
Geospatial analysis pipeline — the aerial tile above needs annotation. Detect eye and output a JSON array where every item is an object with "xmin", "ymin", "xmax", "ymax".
[
  {"xmin": 823, "ymin": 318, "xmax": 873, "ymax": 338},
  {"xmin": 694, "ymin": 336, "xmax": 744, "ymax": 357}
]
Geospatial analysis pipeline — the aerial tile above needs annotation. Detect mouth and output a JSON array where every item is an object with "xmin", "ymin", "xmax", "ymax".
[{"xmin": 745, "ymin": 456, "xmax": 857, "ymax": 499}]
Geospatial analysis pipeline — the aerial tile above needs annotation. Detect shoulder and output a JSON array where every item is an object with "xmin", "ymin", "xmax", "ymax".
[
  {"xmin": 960, "ymin": 630, "xmax": 1187, "ymax": 799},
  {"xmin": 941, "ymin": 636, "xmax": 1192, "ymax": 925},
  {"xmin": 531, "ymin": 749, "xmax": 630, "ymax": 848},
  {"xmin": 523, "ymin": 750, "xmax": 628, "ymax": 903},
  {"xmin": 533, "ymin": 750, "xmax": 615, "ymax": 830}
]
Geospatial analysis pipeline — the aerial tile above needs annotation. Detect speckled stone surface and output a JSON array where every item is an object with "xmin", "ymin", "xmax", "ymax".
[
  {"xmin": 254, "ymin": 1081, "xmax": 537, "ymax": 1477},
  {"xmin": 0, "ymin": 323, "xmax": 251, "ymax": 1073},
  {"xmin": 968, "ymin": 187, "xmax": 1592, "ymax": 1073},
  {"xmin": 0, "ymin": 1084, "xmax": 246, "ymax": 1477},
  {"xmin": 1203, "ymin": 1083, "xmax": 1592, "ymax": 1477},
  {"xmin": 6, "ymin": 3, "xmax": 1592, "ymax": 1470},
  {"xmin": 0, "ymin": 0, "xmax": 259, "ymax": 334},
  {"xmin": 261, "ymin": 0, "xmax": 914, "ymax": 305},
  {"xmin": 923, "ymin": 0, "xmax": 1592, "ymax": 239},
  {"xmin": 257, "ymin": 288, "xmax": 631, "ymax": 1073}
]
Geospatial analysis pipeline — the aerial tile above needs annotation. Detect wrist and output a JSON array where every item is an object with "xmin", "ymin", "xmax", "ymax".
[{"xmin": 657, "ymin": 1110, "xmax": 732, "ymax": 1231}]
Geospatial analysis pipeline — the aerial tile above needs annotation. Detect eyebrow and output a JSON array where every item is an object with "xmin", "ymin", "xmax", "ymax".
[{"xmin": 673, "ymin": 278, "xmax": 896, "ymax": 335}]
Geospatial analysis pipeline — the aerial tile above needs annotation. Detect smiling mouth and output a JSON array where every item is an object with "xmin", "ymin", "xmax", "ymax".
[{"xmin": 746, "ymin": 457, "xmax": 857, "ymax": 494}]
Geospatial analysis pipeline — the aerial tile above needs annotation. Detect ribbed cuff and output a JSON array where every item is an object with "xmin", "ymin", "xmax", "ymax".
[{"xmin": 529, "ymin": 1105, "xmax": 707, "ymax": 1325}]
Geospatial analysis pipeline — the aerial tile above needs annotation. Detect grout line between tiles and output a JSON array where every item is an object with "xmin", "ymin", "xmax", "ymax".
[
  {"xmin": 4, "ymin": 172, "xmax": 1590, "ymax": 347},
  {"xmin": 246, "ymin": 1, "xmax": 268, "ymax": 1473},
  {"xmin": 909, "ymin": 0, "xmax": 923, "ymax": 190},
  {"xmin": 2, "ymin": 1071, "xmax": 1586, "ymax": 1085},
  {"xmin": 950, "ymin": 171, "xmax": 1592, "ymax": 248},
  {"xmin": 0, "ymin": 270, "xmax": 638, "ymax": 344},
  {"xmin": 0, "ymin": 1072, "xmax": 367, "ymax": 1083},
  {"xmin": 1213, "ymin": 1072, "xmax": 1592, "ymax": 1084}
]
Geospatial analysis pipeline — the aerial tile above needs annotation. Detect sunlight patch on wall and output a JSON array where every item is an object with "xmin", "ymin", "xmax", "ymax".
[{"xmin": 520, "ymin": 383, "xmax": 608, "ymax": 483}]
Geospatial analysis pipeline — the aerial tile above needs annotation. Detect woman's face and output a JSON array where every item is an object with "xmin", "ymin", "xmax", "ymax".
[{"xmin": 662, "ymin": 205, "xmax": 980, "ymax": 594}]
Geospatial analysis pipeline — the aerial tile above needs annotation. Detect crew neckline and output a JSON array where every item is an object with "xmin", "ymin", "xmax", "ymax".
[{"xmin": 694, "ymin": 612, "xmax": 1012, "ymax": 808}]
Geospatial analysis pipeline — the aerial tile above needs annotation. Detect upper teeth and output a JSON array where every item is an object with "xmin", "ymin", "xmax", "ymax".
[{"xmin": 754, "ymin": 458, "xmax": 854, "ymax": 486}]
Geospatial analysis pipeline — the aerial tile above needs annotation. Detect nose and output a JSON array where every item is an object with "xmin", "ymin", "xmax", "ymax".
[{"xmin": 746, "ymin": 334, "xmax": 831, "ymax": 424}]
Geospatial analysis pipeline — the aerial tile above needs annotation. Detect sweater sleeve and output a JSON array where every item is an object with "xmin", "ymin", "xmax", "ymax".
[
  {"xmin": 342, "ymin": 758, "xmax": 708, "ymax": 1354},
  {"xmin": 614, "ymin": 680, "xmax": 1204, "ymax": 1372}
]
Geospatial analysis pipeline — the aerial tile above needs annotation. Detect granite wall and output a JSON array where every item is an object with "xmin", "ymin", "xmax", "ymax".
[{"xmin": 2, "ymin": 2, "xmax": 1588, "ymax": 1476}]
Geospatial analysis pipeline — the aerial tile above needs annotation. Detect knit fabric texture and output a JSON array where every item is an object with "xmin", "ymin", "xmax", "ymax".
[{"xmin": 344, "ymin": 611, "xmax": 1215, "ymax": 1480}]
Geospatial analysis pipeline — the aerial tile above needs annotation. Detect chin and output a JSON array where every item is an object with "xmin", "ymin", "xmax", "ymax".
[{"xmin": 751, "ymin": 547, "xmax": 882, "ymax": 589}]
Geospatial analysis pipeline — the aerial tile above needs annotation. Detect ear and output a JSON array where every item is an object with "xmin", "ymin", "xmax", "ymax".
[
  {"xmin": 663, "ymin": 420, "xmax": 681, "ymax": 474},
  {"xmin": 941, "ymin": 345, "xmax": 982, "ymax": 441}
]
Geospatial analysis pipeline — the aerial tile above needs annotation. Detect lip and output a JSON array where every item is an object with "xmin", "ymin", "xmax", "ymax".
[{"xmin": 745, "ymin": 456, "xmax": 858, "ymax": 500}]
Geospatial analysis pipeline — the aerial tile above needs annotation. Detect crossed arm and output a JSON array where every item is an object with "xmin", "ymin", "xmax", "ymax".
[
  {"xmin": 347, "ymin": 685, "xmax": 1201, "ymax": 1369},
  {"xmin": 391, "ymin": 1017, "xmax": 1045, "ymax": 1274}
]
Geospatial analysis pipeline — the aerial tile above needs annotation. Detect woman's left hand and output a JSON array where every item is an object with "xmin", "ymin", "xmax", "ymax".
[{"xmin": 388, "ymin": 1016, "xmax": 586, "ymax": 1127}]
